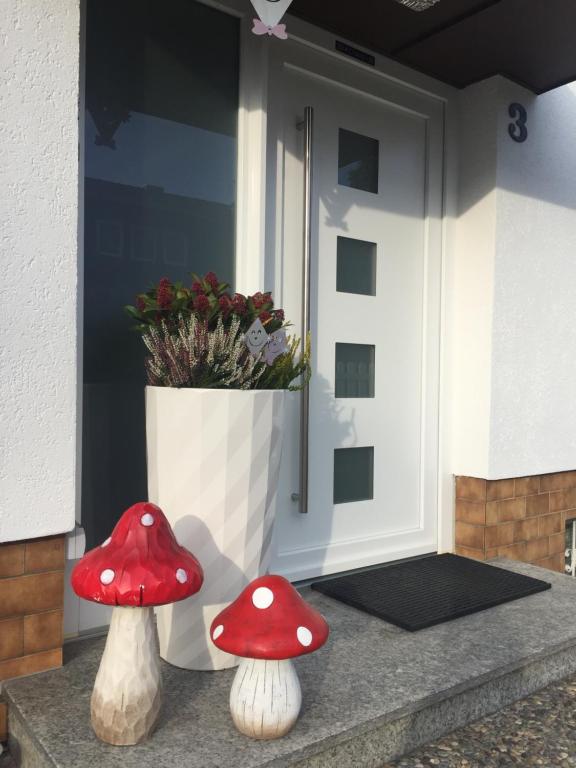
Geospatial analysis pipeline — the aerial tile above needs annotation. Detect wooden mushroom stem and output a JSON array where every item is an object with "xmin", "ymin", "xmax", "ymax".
[
  {"xmin": 229, "ymin": 658, "xmax": 302, "ymax": 739},
  {"xmin": 91, "ymin": 606, "xmax": 162, "ymax": 746}
]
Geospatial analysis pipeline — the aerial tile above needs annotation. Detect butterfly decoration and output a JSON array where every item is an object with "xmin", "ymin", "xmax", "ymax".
[{"xmin": 250, "ymin": 0, "xmax": 293, "ymax": 39}]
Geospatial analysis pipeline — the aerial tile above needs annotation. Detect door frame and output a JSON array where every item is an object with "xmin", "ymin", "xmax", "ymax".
[
  {"xmin": 238, "ymin": 6, "xmax": 460, "ymax": 575},
  {"xmin": 69, "ymin": 0, "xmax": 460, "ymax": 635},
  {"xmin": 266, "ymin": 37, "xmax": 450, "ymax": 579}
]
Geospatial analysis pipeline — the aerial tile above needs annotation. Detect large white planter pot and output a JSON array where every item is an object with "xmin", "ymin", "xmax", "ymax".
[{"xmin": 146, "ymin": 387, "xmax": 285, "ymax": 671}]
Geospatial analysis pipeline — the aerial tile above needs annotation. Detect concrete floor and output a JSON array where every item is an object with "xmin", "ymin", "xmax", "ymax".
[
  {"xmin": 5, "ymin": 560, "xmax": 576, "ymax": 768},
  {"xmin": 385, "ymin": 673, "xmax": 576, "ymax": 767}
]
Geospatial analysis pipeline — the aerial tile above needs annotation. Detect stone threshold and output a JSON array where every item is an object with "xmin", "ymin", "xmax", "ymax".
[{"xmin": 5, "ymin": 560, "xmax": 576, "ymax": 768}]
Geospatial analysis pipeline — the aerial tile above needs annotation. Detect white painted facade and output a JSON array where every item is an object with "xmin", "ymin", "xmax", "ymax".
[
  {"xmin": 2, "ymin": 0, "xmax": 576, "ymax": 549},
  {"xmin": 0, "ymin": 0, "xmax": 80, "ymax": 543},
  {"xmin": 453, "ymin": 76, "xmax": 576, "ymax": 480}
]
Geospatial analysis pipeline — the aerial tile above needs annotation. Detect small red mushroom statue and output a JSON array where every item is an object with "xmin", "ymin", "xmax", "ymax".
[
  {"xmin": 210, "ymin": 575, "xmax": 329, "ymax": 739},
  {"xmin": 72, "ymin": 502, "xmax": 203, "ymax": 746}
]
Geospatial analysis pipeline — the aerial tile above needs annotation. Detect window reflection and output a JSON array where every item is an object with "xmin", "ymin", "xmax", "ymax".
[
  {"xmin": 338, "ymin": 128, "xmax": 379, "ymax": 193},
  {"xmin": 336, "ymin": 236, "xmax": 377, "ymax": 296},
  {"xmin": 82, "ymin": 0, "xmax": 239, "ymax": 547}
]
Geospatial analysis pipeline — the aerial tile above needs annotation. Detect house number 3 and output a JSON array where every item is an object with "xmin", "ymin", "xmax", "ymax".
[{"xmin": 508, "ymin": 103, "xmax": 528, "ymax": 143}]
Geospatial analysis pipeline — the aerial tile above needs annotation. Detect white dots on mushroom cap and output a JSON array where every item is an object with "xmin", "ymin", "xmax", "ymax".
[
  {"xmin": 176, "ymin": 568, "xmax": 188, "ymax": 584},
  {"xmin": 100, "ymin": 569, "xmax": 115, "ymax": 585},
  {"xmin": 101, "ymin": 537, "xmax": 111, "ymax": 548},
  {"xmin": 297, "ymin": 626, "xmax": 313, "ymax": 647},
  {"xmin": 140, "ymin": 512, "xmax": 155, "ymax": 527},
  {"xmin": 212, "ymin": 624, "xmax": 224, "ymax": 640},
  {"xmin": 252, "ymin": 586, "xmax": 274, "ymax": 609}
]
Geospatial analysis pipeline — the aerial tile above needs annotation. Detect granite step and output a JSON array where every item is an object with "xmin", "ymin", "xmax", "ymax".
[{"xmin": 5, "ymin": 560, "xmax": 576, "ymax": 768}]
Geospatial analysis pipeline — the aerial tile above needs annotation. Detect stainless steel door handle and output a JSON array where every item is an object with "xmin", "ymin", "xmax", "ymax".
[{"xmin": 297, "ymin": 106, "xmax": 313, "ymax": 513}]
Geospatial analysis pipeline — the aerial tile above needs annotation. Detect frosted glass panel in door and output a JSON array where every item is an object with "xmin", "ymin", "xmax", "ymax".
[
  {"xmin": 82, "ymin": 0, "xmax": 239, "ymax": 548},
  {"xmin": 335, "ymin": 343, "xmax": 375, "ymax": 398}
]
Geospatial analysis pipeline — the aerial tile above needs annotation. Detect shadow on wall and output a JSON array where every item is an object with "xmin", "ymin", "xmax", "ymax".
[
  {"xmin": 273, "ymin": 372, "xmax": 355, "ymax": 580},
  {"xmin": 459, "ymin": 78, "xmax": 576, "ymax": 215}
]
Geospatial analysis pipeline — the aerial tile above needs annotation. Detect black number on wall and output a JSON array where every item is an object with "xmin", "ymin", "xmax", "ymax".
[{"xmin": 508, "ymin": 103, "xmax": 528, "ymax": 143}]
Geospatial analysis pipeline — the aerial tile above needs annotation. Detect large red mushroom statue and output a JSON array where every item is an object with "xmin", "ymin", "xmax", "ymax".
[
  {"xmin": 210, "ymin": 575, "xmax": 329, "ymax": 739},
  {"xmin": 71, "ymin": 502, "xmax": 203, "ymax": 746}
]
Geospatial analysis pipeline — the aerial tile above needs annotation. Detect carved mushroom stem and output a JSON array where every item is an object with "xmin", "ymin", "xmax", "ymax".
[
  {"xmin": 229, "ymin": 658, "xmax": 302, "ymax": 739},
  {"xmin": 91, "ymin": 606, "xmax": 162, "ymax": 746}
]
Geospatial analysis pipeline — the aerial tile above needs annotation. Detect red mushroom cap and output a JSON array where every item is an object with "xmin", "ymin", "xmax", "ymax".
[
  {"xmin": 71, "ymin": 502, "xmax": 203, "ymax": 607},
  {"xmin": 210, "ymin": 575, "xmax": 329, "ymax": 660}
]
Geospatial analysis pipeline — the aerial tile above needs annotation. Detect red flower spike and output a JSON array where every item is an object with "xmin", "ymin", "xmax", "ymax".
[
  {"xmin": 251, "ymin": 292, "xmax": 265, "ymax": 309},
  {"xmin": 210, "ymin": 575, "xmax": 329, "ymax": 660},
  {"xmin": 231, "ymin": 294, "xmax": 247, "ymax": 315},
  {"xmin": 157, "ymin": 277, "xmax": 173, "ymax": 310},
  {"xmin": 71, "ymin": 502, "xmax": 203, "ymax": 607},
  {"xmin": 205, "ymin": 272, "xmax": 219, "ymax": 290},
  {"xmin": 194, "ymin": 294, "xmax": 210, "ymax": 313},
  {"xmin": 259, "ymin": 311, "xmax": 272, "ymax": 323},
  {"xmin": 191, "ymin": 281, "xmax": 204, "ymax": 294},
  {"xmin": 218, "ymin": 295, "xmax": 232, "ymax": 315},
  {"xmin": 136, "ymin": 296, "xmax": 146, "ymax": 313}
]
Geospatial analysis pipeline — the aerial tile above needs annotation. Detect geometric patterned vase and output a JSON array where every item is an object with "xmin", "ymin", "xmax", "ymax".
[{"xmin": 146, "ymin": 387, "xmax": 285, "ymax": 671}]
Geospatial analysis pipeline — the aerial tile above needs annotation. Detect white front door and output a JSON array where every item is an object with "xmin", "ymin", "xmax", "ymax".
[{"xmin": 270, "ymin": 46, "xmax": 444, "ymax": 580}]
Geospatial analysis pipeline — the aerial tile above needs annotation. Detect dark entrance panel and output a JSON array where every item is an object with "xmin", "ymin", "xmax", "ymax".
[{"xmin": 82, "ymin": 0, "xmax": 239, "ymax": 548}]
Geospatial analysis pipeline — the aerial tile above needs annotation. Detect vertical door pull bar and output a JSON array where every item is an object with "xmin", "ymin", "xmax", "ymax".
[{"xmin": 297, "ymin": 106, "xmax": 313, "ymax": 513}]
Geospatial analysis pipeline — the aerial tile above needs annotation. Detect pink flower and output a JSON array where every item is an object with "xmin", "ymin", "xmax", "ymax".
[
  {"xmin": 259, "ymin": 311, "xmax": 272, "ymax": 323},
  {"xmin": 194, "ymin": 294, "xmax": 210, "ymax": 314},
  {"xmin": 191, "ymin": 281, "xmax": 204, "ymax": 293},
  {"xmin": 274, "ymin": 309, "xmax": 285, "ymax": 322}
]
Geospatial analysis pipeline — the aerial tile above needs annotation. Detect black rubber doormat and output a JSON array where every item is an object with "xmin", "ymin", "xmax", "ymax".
[{"xmin": 311, "ymin": 554, "xmax": 551, "ymax": 631}]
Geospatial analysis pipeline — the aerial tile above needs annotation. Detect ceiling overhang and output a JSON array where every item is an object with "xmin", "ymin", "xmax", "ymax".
[{"xmin": 289, "ymin": 0, "xmax": 576, "ymax": 94}]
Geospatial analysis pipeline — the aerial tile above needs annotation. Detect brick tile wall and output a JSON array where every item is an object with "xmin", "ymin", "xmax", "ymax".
[
  {"xmin": 455, "ymin": 471, "xmax": 574, "ymax": 573},
  {"xmin": 0, "ymin": 535, "xmax": 65, "ymax": 681}
]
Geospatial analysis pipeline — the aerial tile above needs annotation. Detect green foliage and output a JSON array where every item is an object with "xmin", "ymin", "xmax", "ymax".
[{"xmin": 256, "ymin": 334, "xmax": 312, "ymax": 391}]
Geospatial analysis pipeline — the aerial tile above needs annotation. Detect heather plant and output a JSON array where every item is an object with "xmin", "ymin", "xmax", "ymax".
[{"xmin": 126, "ymin": 273, "xmax": 310, "ymax": 391}]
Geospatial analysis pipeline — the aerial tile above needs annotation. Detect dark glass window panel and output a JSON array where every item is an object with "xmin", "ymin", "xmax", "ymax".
[
  {"xmin": 336, "ymin": 236, "xmax": 377, "ymax": 296},
  {"xmin": 82, "ymin": 0, "xmax": 239, "ymax": 548},
  {"xmin": 334, "ymin": 447, "xmax": 374, "ymax": 504},
  {"xmin": 335, "ymin": 343, "xmax": 375, "ymax": 398},
  {"xmin": 338, "ymin": 128, "xmax": 379, "ymax": 193}
]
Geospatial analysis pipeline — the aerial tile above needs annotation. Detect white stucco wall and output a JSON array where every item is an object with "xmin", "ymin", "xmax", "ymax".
[
  {"xmin": 454, "ymin": 76, "xmax": 576, "ymax": 479},
  {"xmin": 451, "ymin": 79, "xmax": 499, "ymax": 479},
  {"xmin": 0, "ymin": 0, "xmax": 80, "ymax": 542}
]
